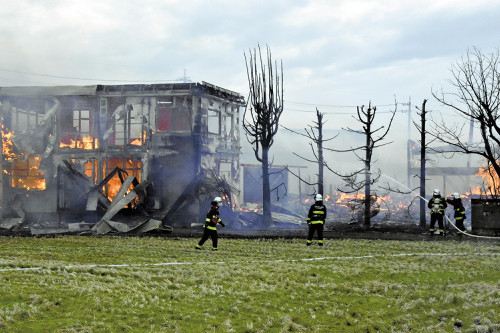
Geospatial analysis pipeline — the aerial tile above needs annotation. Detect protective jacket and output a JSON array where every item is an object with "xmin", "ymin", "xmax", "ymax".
[
  {"xmin": 307, "ymin": 202, "xmax": 327, "ymax": 224},
  {"xmin": 205, "ymin": 206, "xmax": 225, "ymax": 230},
  {"xmin": 446, "ymin": 198, "xmax": 466, "ymax": 220},
  {"xmin": 428, "ymin": 195, "xmax": 447, "ymax": 215}
]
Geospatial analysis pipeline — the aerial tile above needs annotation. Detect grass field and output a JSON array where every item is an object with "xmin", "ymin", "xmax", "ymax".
[{"xmin": 0, "ymin": 236, "xmax": 498, "ymax": 332}]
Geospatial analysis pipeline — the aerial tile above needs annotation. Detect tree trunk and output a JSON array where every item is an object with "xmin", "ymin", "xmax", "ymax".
[
  {"xmin": 364, "ymin": 108, "xmax": 372, "ymax": 227},
  {"xmin": 318, "ymin": 111, "xmax": 324, "ymax": 195},
  {"xmin": 419, "ymin": 100, "xmax": 427, "ymax": 229},
  {"xmin": 261, "ymin": 145, "xmax": 272, "ymax": 227},
  {"xmin": 364, "ymin": 165, "xmax": 371, "ymax": 226}
]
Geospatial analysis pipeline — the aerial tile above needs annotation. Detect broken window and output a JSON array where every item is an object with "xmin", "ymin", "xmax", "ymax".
[
  {"xmin": 11, "ymin": 157, "xmax": 46, "ymax": 190},
  {"xmin": 8, "ymin": 99, "xmax": 44, "ymax": 134},
  {"xmin": 84, "ymin": 159, "xmax": 100, "ymax": 183},
  {"xmin": 157, "ymin": 98, "xmax": 191, "ymax": 132},
  {"xmin": 223, "ymin": 114, "xmax": 230, "ymax": 137},
  {"xmin": 219, "ymin": 161, "xmax": 232, "ymax": 180},
  {"xmin": 207, "ymin": 110, "xmax": 220, "ymax": 134},
  {"xmin": 59, "ymin": 106, "xmax": 97, "ymax": 150},
  {"xmin": 104, "ymin": 158, "xmax": 142, "ymax": 200},
  {"xmin": 112, "ymin": 104, "xmax": 143, "ymax": 146}
]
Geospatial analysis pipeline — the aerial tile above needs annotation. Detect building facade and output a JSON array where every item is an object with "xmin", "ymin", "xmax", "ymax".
[{"xmin": 0, "ymin": 82, "xmax": 244, "ymax": 229}]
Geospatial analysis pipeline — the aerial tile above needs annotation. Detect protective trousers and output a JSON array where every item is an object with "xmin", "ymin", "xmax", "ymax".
[
  {"xmin": 198, "ymin": 228, "xmax": 218, "ymax": 249},
  {"xmin": 307, "ymin": 223, "xmax": 324, "ymax": 246},
  {"xmin": 455, "ymin": 217, "xmax": 466, "ymax": 232},
  {"xmin": 430, "ymin": 213, "xmax": 444, "ymax": 235}
]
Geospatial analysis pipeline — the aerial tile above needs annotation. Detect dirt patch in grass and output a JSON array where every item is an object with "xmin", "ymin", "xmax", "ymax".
[{"xmin": 171, "ymin": 221, "xmax": 480, "ymax": 242}]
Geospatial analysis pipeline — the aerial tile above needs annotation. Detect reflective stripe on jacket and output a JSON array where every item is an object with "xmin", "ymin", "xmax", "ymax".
[
  {"xmin": 446, "ymin": 198, "xmax": 466, "ymax": 219},
  {"xmin": 428, "ymin": 196, "xmax": 447, "ymax": 215},
  {"xmin": 204, "ymin": 206, "xmax": 222, "ymax": 230},
  {"xmin": 307, "ymin": 202, "xmax": 327, "ymax": 224}
]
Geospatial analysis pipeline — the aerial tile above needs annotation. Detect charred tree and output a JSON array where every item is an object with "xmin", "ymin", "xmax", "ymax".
[
  {"xmin": 243, "ymin": 45, "xmax": 284, "ymax": 227},
  {"xmin": 413, "ymin": 99, "xmax": 429, "ymax": 228},
  {"xmin": 283, "ymin": 108, "xmax": 337, "ymax": 197},
  {"xmin": 431, "ymin": 47, "xmax": 500, "ymax": 192},
  {"xmin": 329, "ymin": 102, "xmax": 396, "ymax": 226}
]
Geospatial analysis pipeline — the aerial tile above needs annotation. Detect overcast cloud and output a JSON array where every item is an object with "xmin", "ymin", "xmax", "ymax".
[{"xmin": 1, "ymin": 0, "xmax": 498, "ymax": 183}]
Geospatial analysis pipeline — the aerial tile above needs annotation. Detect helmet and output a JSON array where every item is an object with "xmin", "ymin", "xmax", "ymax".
[
  {"xmin": 453, "ymin": 192, "xmax": 460, "ymax": 199},
  {"xmin": 315, "ymin": 194, "xmax": 323, "ymax": 201},
  {"xmin": 214, "ymin": 197, "xmax": 223, "ymax": 205},
  {"xmin": 433, "ymin": 189, "xmax": 440, "ymax": 196}
]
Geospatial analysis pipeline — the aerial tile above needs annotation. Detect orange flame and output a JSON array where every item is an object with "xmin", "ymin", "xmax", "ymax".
[
  {"xmin": 104, "ymin": 159, "xmax": 142, "ymax": 201},
  {"xmin": 1, "ymin": 123, "xmax": 16, "ymax": 160},
  {"xmin": 130, "ymin": 131, "xmax": 147, "ymax": 146},
  {"xmin": 11, "ymin": 157, "xmax": 46, "ymax": 190},
  {"xmin": 473, "ymin": 161, "xmax": 500, "ymax": 195},
  {"xmin": 59, "ymin": 135, "xmax": 98, "ymax": 150}
]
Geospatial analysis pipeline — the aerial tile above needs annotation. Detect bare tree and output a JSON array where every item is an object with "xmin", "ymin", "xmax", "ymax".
[
  {"xmin": 243, "ymin": 45, "xmax": 284, "ymax": 227},
  {"xmin": 330, "ymin": 102, "xmax": 396, "ymax": 226},
  {"xmin": 413, "ymin": 99, "xmax": 430, "ymax": 228},
  {"xmin": 283, "ymin": 108, "xmax": 337, "ymax": 197},
  {"xmin": 431, "ymin": 47, "xmax": 500, "ymax": 192}
]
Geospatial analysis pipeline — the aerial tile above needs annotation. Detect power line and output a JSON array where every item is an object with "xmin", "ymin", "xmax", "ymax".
[
  {"xmin": 1, "ymin": 67, "xmax": 406, "ymax": 115},
  {"xmin": 0, "ymin": 68, "xmax": 181, "ymax": 83},
  {"xmin": 285, "ymin": 107, "xmax": 399, "ymax": 115},
  {"xmin": 285, "ymin": 100, "xmax": 401, "ymax": 108}
]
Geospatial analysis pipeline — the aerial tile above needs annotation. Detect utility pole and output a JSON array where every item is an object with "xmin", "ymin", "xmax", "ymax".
[
  {"xmin": 419, "ymin": 100, "xmax": 427, "ymax": 229},
  {"xmin": 406, "ymin": 97, "xmax": 411, "ymax": 188}
]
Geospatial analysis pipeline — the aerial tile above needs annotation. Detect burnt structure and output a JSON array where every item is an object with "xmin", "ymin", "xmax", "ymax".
[
  {"xmin": 471, "ymin": 199, "xmax": 500, "ymax": 236},
  {"xmin": 0, "ymin": 82, "xmax": 244, "ymax": 233}
]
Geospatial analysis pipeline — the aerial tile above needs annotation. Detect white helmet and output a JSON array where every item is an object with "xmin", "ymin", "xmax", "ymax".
[
  {"xmin": 433, "ymin": 189, "xmax": 440, "ymax": 195},
  {"xmin": 453, "ymin": 192, "xmax": 460, "ymax": 199},
  {"xmin": 214, "ymin": 197, "xmax": 223, "ymax": 205},
  {"xmin": 315, "ymin": 194, "xmax": 323, "ymax": 201}
]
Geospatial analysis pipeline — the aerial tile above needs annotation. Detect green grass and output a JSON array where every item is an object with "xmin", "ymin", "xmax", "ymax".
[{"xmin": 0, "ymin": 236, "xmax": 498, "ymax": 332}]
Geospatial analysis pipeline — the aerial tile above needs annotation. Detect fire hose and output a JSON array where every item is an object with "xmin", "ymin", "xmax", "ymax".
[{"xmin": 381, "ymin": 174, "xmax": 500, "ymax": 240}]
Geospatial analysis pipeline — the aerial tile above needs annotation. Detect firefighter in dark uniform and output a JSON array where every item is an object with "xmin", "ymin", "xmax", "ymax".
[
  {"xmin": 445, "ymin": 192, "xmax": 467, "ymax": 236},
  {"xmin": 306, "ymin": 194, "xmax": 327, "ymax": 246},
  {"xmin": 427, "ymin": 189, "xmax": 447, "ymax": 236},
  {"xmin": 196, "ymin": 197, "xmax": 225, "ymax": 251}
]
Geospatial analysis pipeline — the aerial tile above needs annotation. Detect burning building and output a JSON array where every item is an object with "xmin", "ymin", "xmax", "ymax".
[{"xmin": 0, "ymin": 82, "xmax": 244, "ymax": 233}]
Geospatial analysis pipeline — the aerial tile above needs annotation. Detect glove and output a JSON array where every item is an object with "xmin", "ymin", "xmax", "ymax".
[{"xmin": 220, "ymin": 222, "xmax": 225, "ymax": 227}]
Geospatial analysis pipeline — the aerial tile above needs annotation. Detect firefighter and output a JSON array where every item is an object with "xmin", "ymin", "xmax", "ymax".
[
  {"xmin": 196, "ymin": 197, "xmax": 225, "ymax": 251},
  {"xmin": 306, "ymin": 194, "xmax": 327, "ymax": 246},
  {"xmin": 427, "ymin": 188, "xmax": 447, "ymax": 236},
  {"xmin": 445, "ymin": 192, "xmax": 467, "ymax": 236}
]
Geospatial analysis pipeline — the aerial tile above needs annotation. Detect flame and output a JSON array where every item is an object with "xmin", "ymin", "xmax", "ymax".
[
  {"xmin": 130, "ymin": 131, "xmax": 147, "ymax": 146},
  {"xmin": 474, "ymin": 161, "xmax": 500, "ymax": 195},
  {"xmin": 334, "ymin": 192, "xmax": 365, "ymax": 204},
  {"xmin": 1, "ymin": 123, "xmax": 16, "ymax": 160},
  {"xmin": 104, "ymin": 159, "xmax": 142, "ymax": 201},
  {"xmin": 221, "ymin": 194, "xmax": 230, "ymax": 203},
  {"xmin": 130, "ymin": 138, "xmax": 142, "ymax": 145},
  {"xmin": 238, "ymin": 205, "xmax": 260, "ymax": 213},
  {"xmin": 1, "ymin": 122, "xmax": 46, "ymax": 190},
  {"xmin": 59, "ymin": 135, "xmax": 98, "ymax": 150},
  {"xmin": 11, "ymin": 157, "xmax": 46, "ymax": 190},
  {"xmin": 12, "ymin": 176, "xmax": 46, "ymax": 190}
]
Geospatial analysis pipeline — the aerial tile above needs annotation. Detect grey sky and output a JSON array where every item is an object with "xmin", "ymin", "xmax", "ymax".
[{"xmin": 0, "ymin": 0, "xmax": 498, "ymax": 185}]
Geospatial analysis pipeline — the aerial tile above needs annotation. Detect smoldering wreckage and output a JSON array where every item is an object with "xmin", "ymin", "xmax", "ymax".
[
  {"xmin": 0, "ymin": 82, "xmax": 259, "ymax": 235},
  {"xmin": 0, "ymin": 82, "xmax": 498, "ymax": 237},
  {"xmin": 0, "ymin": 82, "xmax": 414, "ymax": 236}
]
